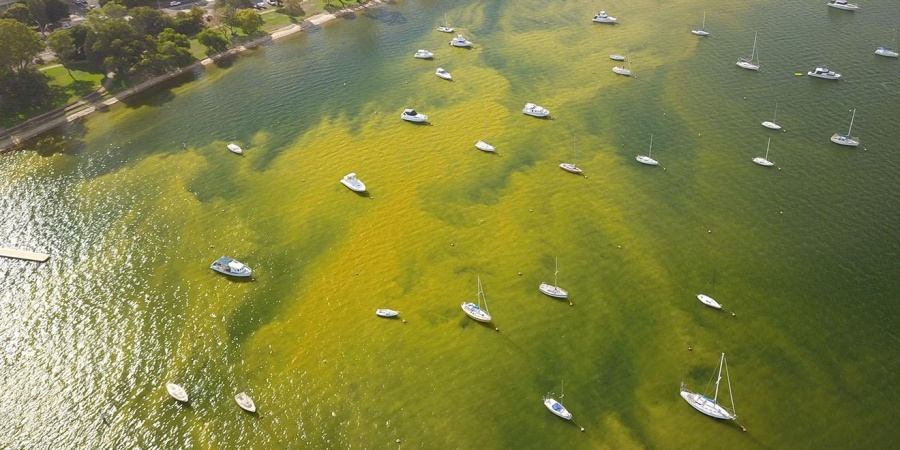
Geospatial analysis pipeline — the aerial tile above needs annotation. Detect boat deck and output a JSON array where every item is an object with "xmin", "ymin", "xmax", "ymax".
[{"xmin": 0, "ymin": 248, "xmax": 50, "ymax": 262}]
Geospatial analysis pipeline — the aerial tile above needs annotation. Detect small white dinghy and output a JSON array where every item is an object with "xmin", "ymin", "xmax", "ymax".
[
  {"xmin": 166, "ymin": 383, "xmax": 189, "ymax": 402},
  {"xmin": 340, "ymin": 173, "xmax": 366, "ymax": 192},
  {"xmin": 375, "ymin": 309, "xmax": 399, "ymax": 318},
  {"xmin": 414, "ymin": 49, "xmax": 434, "ymax": 59},
  {"xmin": 235, "ymin": 392, "xmax": 256, "ymax": 412},
  {"xmin": 697, "ymin": 294, "xmax": 722, "ymax": 309},
  {"xmin": 227, "ymin": 143, "xmax": 243, "ymax": 155},
  {"xmin": 435, "ymin": 68, "xmax": 453, "ymax": 81}
]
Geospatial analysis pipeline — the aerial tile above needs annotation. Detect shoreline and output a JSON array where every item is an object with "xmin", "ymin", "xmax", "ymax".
[{"xmin": 0, "ymin": 0, "xmax": 389, "ymax": 154}]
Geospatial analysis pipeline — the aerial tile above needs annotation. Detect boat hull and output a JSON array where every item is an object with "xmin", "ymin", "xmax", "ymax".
[
  {"xmin": 697, "ymin": 294, "xmax": 722, "ymax": 309},
  {"xmin": 680, "ymin": 388, "xmax": 736, "ymax": 420},
  {"xmin": 166, "ymin": 383, "xmax": 189, "ymax": 402},
  {"xmin": 762, "ymin": 121, "xmax": 781, "ymax": 130},
  {"xmin": 636, "ymin": 155, "xmax": 658, "ymax": 166},
  {"xmin": 875, "ymin": 48, "xmax": 899, "ymax": 58},
  {"xmin": 544, "ymin": 398, "xmax": 572, "ymax": 420},
  {"xmin": 612, "ymin": 66, "xmax": 632, "ymax": 76},
  {"xmin": 691, "ymin": 30, "xmax": 709, "ymax": 36},
  {"xmin": 475, "ymin": 141, "xmax": 495, "ymax": 152},
  {"xmin": 435, "ymin": 69, "xmax": 453, "ymax": 80},
  {"xmin": 461, "ymin": 302, "xmax": 491, "ymax": 322},
  {"xmin": 376, "ymin": 309, "xmax": 399, "ymax": 318},
  {"xmin": 235, "ymin": 392, "xmax": 256, "ymax": 412},
  {"xmin": 736, "ymin": 61, "xmax": 760, "ymax": 71},
  {"xmin": 227, "ymin": 144, "xmax": 243, "ymax": 154},
  {"xmin": 437, "ymin": 27, "xmax": 453, "ymax": 33},
  {"xmin": 539, "ymin": 283, "xmax": 568, "ymax": 299},
  {"xmin": 340, "ymin": 180, "xmax": 366, "ymax": 192},
  {"xmin": 830, "ymin": 134, "xmax": 859, "ymax": 147},
  {"xmin": 752, "ymin": 157, "xmax": 774, "ymax": 167},
  {"xmin": 827, "ymin": 2, "xmax": 859, "ymax": 11},
  {"xmin": 401, "ymin": 110, "xmax": 428, "ymax": 122},
  {"xmin": 609, "ymin": 54, "xmax": 625, "ymax": 61},
  {"xmin": 559, "ymin": 163, "xmax": 582, "ymax": 175}
]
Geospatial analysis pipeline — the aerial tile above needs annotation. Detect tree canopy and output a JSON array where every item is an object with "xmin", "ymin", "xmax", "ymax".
[{"xmin": 0, "ymin": 19, "xmax": 44, "ymax": 73}]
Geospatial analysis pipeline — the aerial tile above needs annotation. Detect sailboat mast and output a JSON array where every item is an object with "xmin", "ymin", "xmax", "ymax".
[
  {"xmin": 724, "ymin": 355, "xmax": 736, "ymax": 415},
  {"xmin": 701, "ymin": 11, "xmax": 706, "ymax": 29},
  {"xmin": 765, "ymin": 138, "xmax": 771, "ymax": 159},
  {"xmin": 773, "ymin": 102, "xmax": 778, "ymax": 121},
  {"xmin": 713, "ymin": 353, "xmax": 725, "ymax": 403},
  {"xmin": 649, "ymin": 134, "xmax": 653, "ymax": 157},
  {"xmin": 554, "ymin": 257, "xmax": 559, "ymax": 286},
  {"xmin": 847, "ymin": 109, "xmax": 856, "ymax": 135}
]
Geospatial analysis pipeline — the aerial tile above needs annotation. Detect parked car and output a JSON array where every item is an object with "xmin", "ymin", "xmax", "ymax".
[{"xmin": 169, "ymin": 1, "xmax": 181, "ymax": 6}]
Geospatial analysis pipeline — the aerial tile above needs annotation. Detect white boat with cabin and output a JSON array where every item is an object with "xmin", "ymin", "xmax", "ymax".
[
  {"xmin": 235, "ymin": 392, "xmax": 256, "ymax": 412},
  {"xmin": 807, "ymin": 66, "xmax": 841, "ymax": 80},
  {"xmin": 400, "ymin": 108, "xmax": 428, "ymax": 123},
  {"xmin": 609, "ymin": 54, "xmax": 625, "ymax": 61},
  {"xmin": 522, "ymin": 103, "xmax": 550, "ymax": 118},
  {"xmin": 166, "ymin": 383, "xmax": 189, "ymax": 402},
  {"xmin": 691, "ymin": 11, "xmax": 709, "ymax": 36},
  {"xmin": 592, "ymin": 11, "xmax": 617, "ymax": 24},
  {"xmin": 450, "ymin": 34, "xmax": 472, "ymax": 48},
  {"xmin": 736, "ymin": 32, "xmax": 760, "ymax": 71},
  {"xmin": 560, "ymin": 136, "xmax": 583, "ymax": 175},
  {"xmin": 539, "ymin": 257, "xmax": 568, "ymax": 299},
  {"xmin": 612, "ymin": 56, "xmax": 632, "ymax": 76},
  {"xmin": 461, "ymin": 275, "xmax": 492, "ymax": 322},
  {"xmin": 375, "ymin": 309, "xmax": 399, "ymax": 318},
  {"xmin": 227, "ymin": 143, "xmax": 243, "ymax": 154},
  {"xmin": 437, "ymin": 14, "xmax": 453, "ymax": 33},
  {"xmin": 752, "ymin": 138, "xmax": 775, "ymax": 167},
  {"xmin": 831, "ymin": 108, "xmax": 859, "ymax": 147},
  {"xmin": 414, "ymin": 49, "xmax": 434, "ymax": 59},
  {"xmin": 210, "ymin": 256, "xmax": 252, "ymax": 277},
  {"xmin": 680, "ymin": 353, "xmax": 737, "ymax": 421},
  {"xmin": 435, "ymin": 68, "xmax": 452, "ymax": 81},
  {"xmin": 340, "ymin": 173, "xmax": 366, "ymax": 192},
  {"xmin": 827, "ymin": 0, "xmax": 859, "ymax": 11},
  {"xmin": 875, "ymin": 46, "xmax": 899, "ymax": 58},
  {"xmin": 761, "ymin": 102, "xmax": 781, "ymax": 130},
  {"xmin": 635, "ymin": 134, "xmax": 658, "ymax": 166}
]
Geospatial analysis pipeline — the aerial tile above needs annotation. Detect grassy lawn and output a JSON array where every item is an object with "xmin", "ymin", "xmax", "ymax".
[{"xmin": 44, "ymin": 66, "xmax": 106, "ymax": 104}]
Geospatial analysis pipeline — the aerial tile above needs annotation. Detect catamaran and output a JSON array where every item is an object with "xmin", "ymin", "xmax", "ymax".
[
  {"xmin": 691, "ymin": 11, "xmax": 709, "ymax": 36},
  {"xmin": 539, "ymin": 257, "xmax": 568, "ymax": 299},
  {"xmin": 680, "ymin": 353, "xmax": 738, "ymax": 421},
  {"xmin": 762, "ymin": 102, "xmax": 781, "ymax": 130},
  {"xmin": 636, "ymin": 134, "xmax": 658, "ymax": 166},
  {"xmin": 736, "ymin": 32, "xmax": 760, "ymax": 71},
  {"xmin": 461, "ymin": 276, "xmax": 492, "ymax": 322},
  {"xmin": 830, "ymin": 108, "xmax": 859, "ymax": 147},
  {"xmin": 752, "ymin": 138, "xmax": 775, "ymax": 167}
]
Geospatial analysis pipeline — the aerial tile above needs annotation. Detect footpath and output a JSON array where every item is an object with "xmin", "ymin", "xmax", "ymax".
[{"xmin": 0, "ymin": 0, "xmax": 385, "ymax": 153}]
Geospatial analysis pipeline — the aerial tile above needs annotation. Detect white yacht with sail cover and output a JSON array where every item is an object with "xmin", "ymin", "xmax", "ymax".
[
  {"xmin": 635, "ymin": 134, "xmax": 658, "ymax": 166},
  {"xmin": 736, "ymin": 32, "xmax": 760, "ymax": 71},
  {"xmin": 680, "ymin": 353, "xmax": 738, "ymax": 421}
]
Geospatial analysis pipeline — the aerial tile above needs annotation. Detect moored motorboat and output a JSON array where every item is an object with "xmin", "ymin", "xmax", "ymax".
[
  {"xmin": 413, "ymin": 49, "xmax": 434, "ymax": 59},
  {"xmin": 375, "ymin": 309, "xmax": 399, "ymax": 318},
  {"xmin": 807, "ymin": 66, "xmax": 841, "ymax": 80},
  {"xmin": 450, "ymin": 34, "xmax": 472, "ymax": 48},
  {"xmin": 210, "ymin": 256, "xmax": 252, "ymax": 277},
  {"xmin": 400, "ymin": 108, "xmax": 428, "ymax": 123},
  {"xmin": 437, "ymin": 26, "xmax": 453, "ymax": 33},
  {"xmin": 875, "ymin": 46, "xmax": 899, "ymax": 58},
  {"xmin": 827, "ymin": 0, "xmax": 859, "ymax": 11},
  {"xmin": 227, "ymin": 143, "xmax": 243, "ymax": 154},
  {"xmin": 522, "ymin": 103, "xmax": 550, "ymax": 118},
  {"xmin": 435, "ymin": 68, "xmax": 453, "ymax": 81},
  {"xmin": 592, "ymin": 11, "xmax": 617, "ymax": 24},
  {"xmin": 340, "ymin": 173, "xmax": 366, "ymax": 192},
  {"xmin": 166, "ymin": 383, "xmax": 189, "ymax": 402},
  {"xmin": 235, "ymin": 392, "xmax": 256, "ymax": 412}
]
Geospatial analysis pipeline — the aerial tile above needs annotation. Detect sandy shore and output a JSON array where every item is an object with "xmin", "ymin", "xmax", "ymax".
[{"xmin": 0, "ymin": 0, "xmax": 388, "ymax": 153}]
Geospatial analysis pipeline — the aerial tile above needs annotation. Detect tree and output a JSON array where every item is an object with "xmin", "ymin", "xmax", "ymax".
[
  {"xmin": 0, "ymin": 19, "xmax": 45, "ymax": 73},
  {"xmin": 172, "ymin": 6, "xmax": 205, "ymax": 36},
  {"xmin": 0, "ymin": 69, "xmax": 52, "ymax": 117},
  {"xmin": 282, "ymin": 0, "xmax": 304, "ymax": 17},
  {"xmin": 234, "ymin": 9, "xmax": 263, "ymax": 35},
  {"xmin": 155, "ymin": 28, "xmax": 193, "ymax": 68},
  {"xmin": 47, "ymin": 29, "xmax": 78, "ymax": 79},
  {"xmin": 129, "ymin": 6, "xmax": 175, "ymax": 37},
  {"xmin": 25, "ymin": 0, "xmax": 49, "ymax": 32},
  {"xmin": 197, "ymin": 28, "xmax": 228, "ymax": 54},
  {"xmin": 44, "ymin": 0, "xmax": 70, "ymax": 24},
  {"xmin": 84, "ymin": 18, "xmax": 151, "ymax": 75},
  {"xmin": 3, "ymin": 4, "xmax": 35, "ymax": 26}
]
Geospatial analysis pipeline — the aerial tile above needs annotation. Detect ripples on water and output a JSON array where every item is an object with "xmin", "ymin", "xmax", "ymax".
[{"xmin": 1, "ymin": 0, "xmax": 899, "ymax": 448}]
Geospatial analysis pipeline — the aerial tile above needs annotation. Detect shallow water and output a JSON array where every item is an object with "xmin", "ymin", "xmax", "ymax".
[{"xmin": 1, "ymin": 0, "xmax": 899, "ymax": 448}]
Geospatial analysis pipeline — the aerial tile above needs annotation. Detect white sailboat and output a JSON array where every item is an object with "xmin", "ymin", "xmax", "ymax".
[
  {"xmin": 461, "ymin": 275, "xmax": 492, "ymax": 322},
  {"xmin": 543, "ymin": 380, "xmax": 573, "ymax": 420},
  {"xmin": 697, "ymin": 272, "xmax": 722, "ymax": 309},
  {"xmin": 761, "ymin": 102, "xmax": 781, "ymax": 130},
  {"xmin": 691, "ymin": 11, "xmax": 709, "ymax": 36},
  {"xmin": 680, "ymin": 353, "xmax": 737, "ymax": 421},
  {"xmin": 635, "ymin": 134, "xmax": 658, "ymax": 166},
  {"xmin": 876, "ymin": 33, "xmax": 898, "ymax": 57},
  {"xmin": 475, "ymin": 121, "xmax": 495, "ymax": 152},
  {"xmin": 830, "ymin": 108, "xmax": 859, "ymax": 147},
  {"xmin": 539, "ymin": 257, "xmax": 568, "ymax": 299},
  {"xmin": 752, "ymin": 138, "xmax": 775, "ymax": 167},
  {"xmin": 437, "ymin": 14, "xmax": 454, "ymax": 33},
  {"xmin": 375, "ymin": 309, "xmax": 399, "ymax": 318},
  {"xmin": 736, "ymin": 32, "xmax": 760, "ymax": 71},
  {"xmin": 559, "ymin": 136, "xmax": 583, "ymax": 175}
]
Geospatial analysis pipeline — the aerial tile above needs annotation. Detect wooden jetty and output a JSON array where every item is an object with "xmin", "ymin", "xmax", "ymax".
[{"xmin": 0, "ymin": 248, "xmax": 50, "ymax": 262}]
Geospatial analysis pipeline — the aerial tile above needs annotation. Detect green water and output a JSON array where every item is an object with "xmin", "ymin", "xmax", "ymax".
[{"xmin": 1, "ymin": 0, "xmax": 899, "ymax": 448}]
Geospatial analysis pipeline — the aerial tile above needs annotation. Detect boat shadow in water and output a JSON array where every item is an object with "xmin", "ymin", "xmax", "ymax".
[
  {"xmin": 214, "ymin": 273, "xmax": 257, "ymax": 283},
  {"xmin": 458, "ymin": 316, "xmax": 497, "ymax": 331},
  {"xmin": 352, "ymin": 190, "xmax": 372, "ymax": 199}
]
